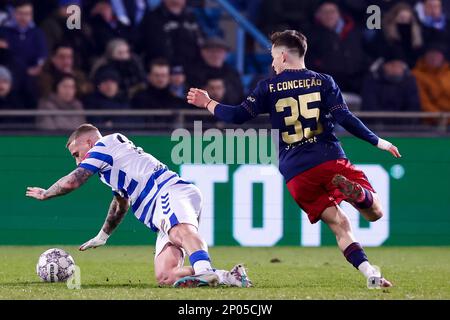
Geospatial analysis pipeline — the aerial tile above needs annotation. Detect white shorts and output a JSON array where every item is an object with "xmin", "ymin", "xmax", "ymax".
[{"xmin": 153, "ymin": 182, "xmax": 203, "ymax": 260}]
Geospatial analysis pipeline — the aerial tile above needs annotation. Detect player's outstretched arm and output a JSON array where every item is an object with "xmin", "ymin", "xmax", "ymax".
[
  {"xmin": 187, "ymin": 88, "xmax": 254, "ymax": 124},
  {"xmin": 187, "ymin": 88, "xmax": 219, "ymax": 113},
  {"xmin": 26, "ymin": 167, "xmax": 94, "ymax": 201},
  {"xmin": 79, "ymin": 195, "xmax": 130, "ymax": 251}
]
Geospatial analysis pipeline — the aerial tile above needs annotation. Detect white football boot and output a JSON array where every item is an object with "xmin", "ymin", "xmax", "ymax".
[{"xmin": 223, "ymin": 264, "xmax": 253, "ymax": 288}]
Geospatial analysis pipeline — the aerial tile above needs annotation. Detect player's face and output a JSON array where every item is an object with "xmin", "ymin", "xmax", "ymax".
[
  {"xmin": 68, "ymin": 138, "xmax": 94, "ymax": 166},
  {"xmin": 271, "ymin": 46, "xmax": 285, "ymax": 75}
]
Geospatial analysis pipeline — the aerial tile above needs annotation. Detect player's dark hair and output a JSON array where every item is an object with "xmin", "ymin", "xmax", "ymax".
[
  {"xmin": 66, "ymin": 124, "xmax": 99, "ymax": 148},
  {"xmin": 270, "ymin": 30, "xmax": 308, "ymax": 58}
]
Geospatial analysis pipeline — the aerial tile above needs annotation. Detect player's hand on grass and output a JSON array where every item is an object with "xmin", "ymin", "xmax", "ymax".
[
  {"xmin": 79, "ymin": 237, "xmax": 106, "ymax": 251},
  {"xmin": 187, "ymin": 88, "xmax": 211, "ymax": 108},
  {"xmin": 26, "ymin": 187, "xmax": 47, "ymax": 200},
  {"xmin": 79, "ymin": 230, "xmax": 110, "ymax": 251}
]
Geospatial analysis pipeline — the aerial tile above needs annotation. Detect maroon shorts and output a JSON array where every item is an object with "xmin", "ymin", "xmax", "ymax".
[{"xmin": 286, "ymin": 159, "xmax": 375, "ymax": 224}]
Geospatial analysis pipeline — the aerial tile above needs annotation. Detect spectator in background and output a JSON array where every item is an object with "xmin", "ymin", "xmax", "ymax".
[
  {"xmin": 0, "ymin": 65, "xmax": 31, "ymax": 127},
  {"xmin": 0, "ymin": 0, "xmax": 10, "ymax": 25},
  {"xmin": 36, "ymin": 73, "xmax": 86, "ymax": 130},
  {"xmin": 366, "ymin": 2, "xmax": 423, "ymax": 68},
  {"xmin": 0, "ymin": 65, "xmax": 23, "ymax": 109},
  {"xmin": 92, "ymin": 38, "xmax": 146, "ymax": 99},
  {"xmin": 109, "ymin": 0, "xmax": 150, "ymax": 28},
  {"xmin": 0, "ymin": 0, "xmax": 48, "ymax": 77},
  {"xmin": 89, "ymin": 1, "xmax": 134, "ymax": 55},
  {"xmin": 83, "ymin": 68, "xmax": 130, "ymax": 129},
  {"xmin": 169, "ymin": 65, "xmax": 187, "ymax": 99},
  {"xmin": 31, "ymin": 0, "xmax": 59, "ymax": 25},
  {"xmin": 361, "ymin": 52, "xmax": 421, "ymax": 112},
  {"xmin": 186, "ymin": 37, "xmax": 244, "ymax": 105},
  {"xmin": 0, "ymin": 35, "xmax": 29, "ymax": 102},
  {"xmin": 416, "ymin": 0, "xmax": 450, "ymax": 44},
  {"xmin": 412, "ymin": 43, "xmax": 450, "ymax": 114},
  {"xmin": 204, "ymin": 76, "xmax": 226, "ymax": 103},
  {"xmin": 443, "ymin": 0, "xmax": 450, "ymax": 18},
  {"xmin": 132, "ymin": 58, "xmax": 188, "ymax": 109},
  {"xmin": 40, "ymin": 0, "xmax": 94, "ymax": 72},
  {"xmin": 139, "ymin": 0, "xmax": 203, "ymax": 67},
  {"xmin": 307, "ymin": 0, "xmax": 368, "ymax": 93},
  {"xmin": 38, "ymin": 43, "xmax": 92, "ymax": 98},
  {"xmin": 338, "ymin": 0, "xmax": 418, "ymax": 25}
]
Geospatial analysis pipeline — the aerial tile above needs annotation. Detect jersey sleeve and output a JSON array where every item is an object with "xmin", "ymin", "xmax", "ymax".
[
  {"xmin": 242, "ymin": 80, "xmax": 270, "ymax": 116},
  {"xmin": 214, "ymin": 80, "xmax": 269, "ymax": 124},
  {"xmin": 323, "ymin": 75, "xmax": 379, "ymax": 146},
  {"xmin": 78, "ymin": 146, "xmax": 113, "ymax": 174},
  {"xmin": 321, "ymin": 75, "xmax": 348, "ymax": 114}
]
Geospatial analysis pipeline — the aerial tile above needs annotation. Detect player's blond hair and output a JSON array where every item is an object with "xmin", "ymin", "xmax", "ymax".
[{"xmin": 66, "ymin": 123, "xmax": 99, "ymax": 148}]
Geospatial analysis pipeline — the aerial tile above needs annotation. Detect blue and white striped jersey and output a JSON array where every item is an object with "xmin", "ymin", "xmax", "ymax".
[{"xmin": 78, "ymin": 133, "xmax": 185, "ymax": 231}]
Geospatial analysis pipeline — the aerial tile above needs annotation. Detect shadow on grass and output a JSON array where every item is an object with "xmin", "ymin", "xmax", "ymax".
[
  {"xmin": 1, "ymin": 281, "xmax": 45, "ymax": 286},
  {"xmin": 79, "ymin": 283, "xmax": 159, "ymax": 289}
]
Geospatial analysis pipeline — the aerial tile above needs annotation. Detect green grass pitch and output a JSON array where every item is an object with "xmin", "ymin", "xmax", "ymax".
[{"xmin": 0, "ymin": 246, "xmax": 449, "ymax": 300}]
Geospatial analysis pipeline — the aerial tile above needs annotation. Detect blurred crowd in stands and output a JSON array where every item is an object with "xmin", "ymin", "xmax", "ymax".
[{"xmin": 0, "ymin": 0, "xmax": 449, "ymax": 131}]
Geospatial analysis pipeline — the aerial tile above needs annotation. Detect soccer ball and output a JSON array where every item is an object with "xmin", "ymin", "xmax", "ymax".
[{"xmin": 36, "ymin": 248, "xmax": 75, "ymax": 282}]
